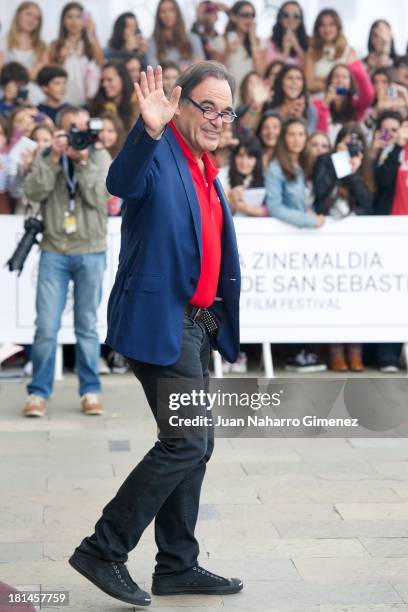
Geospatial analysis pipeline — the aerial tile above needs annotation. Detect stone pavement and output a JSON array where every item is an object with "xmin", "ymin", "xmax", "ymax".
[{"xmin": 1, "ymin": 372, "xmax": 408, "ymax": 611}]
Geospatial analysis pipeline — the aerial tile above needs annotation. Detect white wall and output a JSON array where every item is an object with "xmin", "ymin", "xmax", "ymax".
[{"xmin": 0, "ymin": 0, "xmax": 407, "ymax": 57}]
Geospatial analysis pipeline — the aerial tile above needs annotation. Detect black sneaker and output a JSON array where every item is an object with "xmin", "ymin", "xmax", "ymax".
[
  {"xmin": 285, "ymin": 350, "xmax": 327, "ymax": 373},
  {"xmin": 69, "ymin": 548, "xmax": 151, "ymax": 607},
  {"xmin": 107, "ymin": 351, "xmax": 129, "ymax": 374},
  {"xmin": 152, "ymin": 565, "xmax": 243, "ymax": 596}
]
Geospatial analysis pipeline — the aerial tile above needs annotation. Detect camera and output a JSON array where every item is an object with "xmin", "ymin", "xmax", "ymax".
[
  {"xmin": 335, "ymin": 86, "xmax": 349, "ymax": 96},
  {"xmin": 347, "ymin": 133, "xmax": 363, "ymax": 158},
  {"xmin": 380, "ymin": 128, "xmax": 393, "ymax": 142},
  {"xmin": 17, "ymin": 87, "xmax": 29, "ymax": 102},
  {"xmin": 67, "ymin": 118, "xmax": 103, "ymax": 151},
  {"xmin": 6, "ymin": 217, "xmax": 44, "ymax": 275}
]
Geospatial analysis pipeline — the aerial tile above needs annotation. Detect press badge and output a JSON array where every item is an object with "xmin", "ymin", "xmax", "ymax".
[{"xmin": 64, "ymin": 212, "xmax": 77, "ymax": 234}]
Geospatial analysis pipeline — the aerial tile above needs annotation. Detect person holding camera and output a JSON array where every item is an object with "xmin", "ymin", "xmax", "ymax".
[
  {"xmin": 313, "ymin": 59, "xmax": 374, "ymax": 144},
  {"xmin": 312, "ymin": 123, "xmax": 374, "ymax": 372},
  {"xmin": 0, "ymin": 61, "xmax": 30, "ymax": 115},
  {"xmin": 22, "ymin": 106, "xmax": 110, "ymax": 418}
]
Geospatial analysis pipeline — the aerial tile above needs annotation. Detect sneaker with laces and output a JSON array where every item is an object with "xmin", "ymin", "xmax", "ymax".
[
  {"xmin": 285, "ymin": 350, "xmax": 327, "ymax": 373},
  {"xmin": 152, "ymin": 565, "xmax": 243, "ymax": 595},
  {"xmin": 69, "ymin": 548, "xmax": 151, "ymax": 606},
  {"xmin": 23, "ymin": 394, "xmax": 46, "ymax": 418},
  {"xmin": 107, "ymin": 351, "xmax": 129, "ymax": 374},
  {"xmin": 80, "ymin": 393, "xmax": 104, "ymax": 416}
]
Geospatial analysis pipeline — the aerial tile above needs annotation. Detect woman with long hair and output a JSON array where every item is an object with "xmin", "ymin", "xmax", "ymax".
[
  {"xmin": 98, "ymin": 111, "xmax": 125, "ymax": 159},
  {"xmin": 147, "ymin": 0, "xmax": 204, "ymax": 71},
  {"xmin": 305, "ymin": 8, "xmax": 356, "ymax": 95},
  {"xmin": 0, "ymin": 2, "xmax": 47, "ymax": 80},
  {"xmin": 49, "ymin": 2, "xmax": 104, "ymax": 105},
  {"xmin": 89, "ymin": 61, "xmax": 138, "ymax": 131},
  {"xmin": 313, "ymin": 61, "xmax": 374, "ymax": 143},
  {"xmin": 263, "ymin": 59, "xmax": 284, "ymax": 99},
  {"xmin": 264, "ymin": 64, "xmax": 317, "ymax": 133},
  {"xmin": 266, "ymin": 1, "xmax": 308, "ymax": 68},
  {"xmin": 266, "ymin": 117, "xmax": 327, "ymax": 374},
  {"xmin": 210, "ymin": 1, "xmax": 265, "ymax": 103},
  {"xmin": 266, "ymin": 117, "xmax": 325, "ymax": 227},
  {"xmin": 104, "ymin": 12, "xmax": 148, "ymax": 68},
  {"xmin": 364, "ymin": 20, "xmax": 397, "ymax": 75},
  {"xmin": 256, "ymin": 110, "xmax": 282, "ymax": 171},
  {"xmin": 225, "ymin": 138, "xmax": 266, "ymax": 217},
  {"xmin": 235, "ymin": 70, "xmax": 271, "ymax": 138},
  {"xmin": 0, "ymin": 2, "xmax": 48, "ymax": 103}
]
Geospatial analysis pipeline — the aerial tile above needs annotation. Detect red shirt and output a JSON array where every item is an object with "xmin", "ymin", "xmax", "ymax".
[
  {"xmin": 391, "ymin": 145, "xmax": 408, "ymax": 215},
  {"xmin": 170, "ymin": 121, "xmax": 223, "ymax": 308}
]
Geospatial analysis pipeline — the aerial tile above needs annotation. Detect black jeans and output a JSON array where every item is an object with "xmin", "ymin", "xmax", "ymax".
[
  {"xmin": 376, "ymin": 343, "xmax": 402, "ymax": 368},
  {"xmin": 79, "ymin": 313, "xmax": 213, "ymax": 575}
]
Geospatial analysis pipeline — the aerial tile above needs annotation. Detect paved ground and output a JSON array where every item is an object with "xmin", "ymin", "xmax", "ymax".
[{"xmin": 1, "ymin": 371, "xmax": 408, "ymax": 611}]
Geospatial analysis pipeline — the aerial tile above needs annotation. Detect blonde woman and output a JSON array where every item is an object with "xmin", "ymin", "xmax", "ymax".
[
  {"xmin": 0, "ymin": 2, "xmax": 48, "ymax": 103},
  {"xmin": 0, "ymin": 2, "xmax": 47, "ymax": 78},
  {"xmin": 305, "ymin": 9, "xmax": 356, "ymax": 96}
]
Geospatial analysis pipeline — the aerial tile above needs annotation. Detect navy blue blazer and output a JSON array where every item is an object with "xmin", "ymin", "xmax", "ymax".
[{"xmin": 105, "ymin": 117, "xmax": 241, "ymax": 366}]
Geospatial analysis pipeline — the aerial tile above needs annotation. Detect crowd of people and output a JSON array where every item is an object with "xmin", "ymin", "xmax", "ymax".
[{"xmin": 1, "ymin": 0, "xmax": 407, "ymax": 388}]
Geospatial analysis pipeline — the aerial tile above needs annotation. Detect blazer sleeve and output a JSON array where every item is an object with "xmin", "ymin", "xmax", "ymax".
[{"xmin": 106, "ymin": 117, "xmax": 162, "ymax": 201}]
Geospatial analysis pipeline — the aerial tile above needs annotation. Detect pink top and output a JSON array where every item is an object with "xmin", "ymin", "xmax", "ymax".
[
  {"xmin": 313, "ymin": 60, "xmax": 374, "ymax": 133},
  {"xmin": 265, "ymin": 39, "xmax": 304, "ymax": 69}
]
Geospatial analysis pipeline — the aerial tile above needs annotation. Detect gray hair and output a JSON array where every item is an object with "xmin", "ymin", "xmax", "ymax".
[{"xmin": 175, "ymin": 61, "xmax": 235, "ymax": 101}]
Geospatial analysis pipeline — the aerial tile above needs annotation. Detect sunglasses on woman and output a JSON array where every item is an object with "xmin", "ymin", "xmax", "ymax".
[
  {"xmin": 281, "ymin": 11, "xmax": 301, "ymax": 20},
  {"xmin": 237, "ymin": 11, "xmax": 255, "ymax": 18}
]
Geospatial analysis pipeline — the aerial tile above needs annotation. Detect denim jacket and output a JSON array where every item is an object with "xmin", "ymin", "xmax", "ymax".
[{"xmin": 265, "ymin": 159, "xmax": 317, "ymax": 228}]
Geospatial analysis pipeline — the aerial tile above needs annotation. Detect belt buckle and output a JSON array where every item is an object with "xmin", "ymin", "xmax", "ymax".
[{"xmin": 192, "ymin": 307, "xmax": 202, "ymax": 321}]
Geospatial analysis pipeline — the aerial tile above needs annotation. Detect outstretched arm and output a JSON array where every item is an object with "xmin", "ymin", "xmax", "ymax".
[{"xmin": 106, "ymin": 65, "xmax": 182, "ymax": 199}]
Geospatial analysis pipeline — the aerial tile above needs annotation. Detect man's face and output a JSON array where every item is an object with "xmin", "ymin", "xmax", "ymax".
[
  {"xmin": 174, "ymin": 77, "xmax": 233, "ymax": 156},
  {"xmin": 61, "ymin": 110, "xmax": 89, "ymax": 132},
  {"xmin": 45, "ymin": 77, "xmax": 67, "ymax": 102},
  {"xmin": 200, "ymin": 3, "xmax": 218, "ymax": 31}
]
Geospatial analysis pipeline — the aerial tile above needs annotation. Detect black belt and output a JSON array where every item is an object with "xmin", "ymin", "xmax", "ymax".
[{"xmin": 185, "ymin": 304, "xmax": 219, "ymax": 335}]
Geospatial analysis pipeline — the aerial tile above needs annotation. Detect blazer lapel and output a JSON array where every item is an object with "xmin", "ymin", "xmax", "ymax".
[
  {"xmin": 164, "ymin": 128, "xmax": 202, "ymax": 261},
  {"xmin": 214, "ymin": 176, "xmax": 235, "ymax": 242}
]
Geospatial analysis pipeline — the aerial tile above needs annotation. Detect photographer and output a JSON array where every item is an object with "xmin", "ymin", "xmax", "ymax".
[{"xmin": 22, "ymin": 106, "xmax": 110, "ymax": 418}]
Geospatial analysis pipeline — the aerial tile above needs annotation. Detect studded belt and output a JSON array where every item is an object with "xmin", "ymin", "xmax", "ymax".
[{"xmin": 185, "ymin": 304, "xmax": 219, "ymax": 335}]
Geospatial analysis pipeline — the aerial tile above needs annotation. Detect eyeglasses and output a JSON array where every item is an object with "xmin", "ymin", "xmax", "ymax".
[
  {"xmin": 237, "ymin": 11, "xmax": 255, "ymax": 18},
  {"xmin": 281, "ymin": 11, "xmax": 301, "ymax": 20},
  {"xmin": 186, "ymin": 97, "xmax": 237, "ymax": 123}
]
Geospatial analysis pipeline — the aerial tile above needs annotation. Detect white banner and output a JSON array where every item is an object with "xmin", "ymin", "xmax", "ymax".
[{"xmin": 0, "ymin": 215, "xmax": 407, "ymax": 345}]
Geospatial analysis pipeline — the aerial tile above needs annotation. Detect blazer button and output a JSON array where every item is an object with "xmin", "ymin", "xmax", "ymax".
[{"xmin": 190, "ymin": 276, "xmax": 197, "ymax": 285}]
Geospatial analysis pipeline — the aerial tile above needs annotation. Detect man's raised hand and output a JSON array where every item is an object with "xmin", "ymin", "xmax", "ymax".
[{"xmin": 134, "ymin": 65, "xmax": 182, "ymax": 139}]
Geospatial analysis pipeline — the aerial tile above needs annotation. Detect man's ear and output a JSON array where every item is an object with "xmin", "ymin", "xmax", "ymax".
[{"xmin": 174, "ymin": 104, "xmax": 182, "ymax": 116}]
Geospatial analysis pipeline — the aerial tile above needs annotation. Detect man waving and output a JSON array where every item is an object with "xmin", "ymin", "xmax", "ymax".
[{"xmin": 69, "ymin": 62, "xmax": 242, "ymax": 607}]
